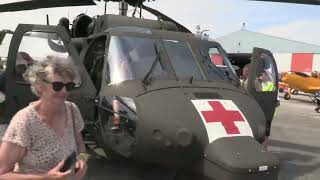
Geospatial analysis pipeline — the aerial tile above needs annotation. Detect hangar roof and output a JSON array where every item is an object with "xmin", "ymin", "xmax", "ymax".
[{"xmin": 214, "ymin": 30, "xmax": 320, "ymax": 53}]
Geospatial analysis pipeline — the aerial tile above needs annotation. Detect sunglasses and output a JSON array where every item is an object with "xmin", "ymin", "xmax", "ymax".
[{"xmin": 43, "ymin": 79, "xmax": 76, "ymax": 92}]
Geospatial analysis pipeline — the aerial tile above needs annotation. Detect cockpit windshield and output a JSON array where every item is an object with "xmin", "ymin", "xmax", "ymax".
[
  {"xmin": 162, "ymin": 40, "xmax": 204, "ymax": 80},
  {"xmin": 107, "ymin": 36, "xmax": 167, "ymax": 84},
  {"xmin": 106, "ymin": 36, "xmax": 238, "ymax": 84}
]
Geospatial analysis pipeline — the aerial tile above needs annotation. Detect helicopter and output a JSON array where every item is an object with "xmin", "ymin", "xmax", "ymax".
[{"xmin": 0, "ymin": 0, "xmax": 282, "ymax": 180}]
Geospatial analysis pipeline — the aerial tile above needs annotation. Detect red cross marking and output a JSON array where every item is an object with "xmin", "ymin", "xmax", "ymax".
[{"xmin": 201, "ymin": 101, "xmax": 245, "ymax": 134}]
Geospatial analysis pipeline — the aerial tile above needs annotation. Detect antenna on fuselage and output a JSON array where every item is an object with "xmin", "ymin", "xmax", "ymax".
[
  {"xmin": 104, "ymin": 1, "xmax": 107, "ymax": 14},
  {"xmin": 119, "ymin": 0, "xmax": 128, "ymax": 16},
  {"xmin": 46, "ymin": 14, "xmax": 49, "ymax": 25},
  {"xmin": 132, "ymin": 0, "xmax": 142, "ymax": 17}
]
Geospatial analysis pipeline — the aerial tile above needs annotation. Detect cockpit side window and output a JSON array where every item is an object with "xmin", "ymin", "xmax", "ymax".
[
  {"xmin": 197, "ymin": 46, "xmax": 229, "ymax": 80},
  {"xmin": 0, "ymin": 33, "xmax": 13, "ymax": 70},
  {"xmin": 195, "ymin": 40, "xmax": 239, "ymax": 83},
  {"xmin": 209, "ymin": 48, "xmax": 224, "ymax": 66},
  {"xmin": 15, "ymin": 32, "xmax": 70, "ymax": 82}
]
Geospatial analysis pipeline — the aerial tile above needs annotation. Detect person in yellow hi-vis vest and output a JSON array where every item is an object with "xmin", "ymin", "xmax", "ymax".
[
  {"xmin": 259, "ymin": 69, "xmax": 277, "ymax": 151},
  {"xmin": 260, "ymin": 70, "xmax": 275, "ymax": 92}
]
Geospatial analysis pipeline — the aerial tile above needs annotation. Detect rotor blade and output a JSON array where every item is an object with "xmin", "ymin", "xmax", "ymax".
[
  {"xmin": 250, "ymin": 0, "xmax": 320, "ymax": 5},
  {"xmin": 0, "ymin": 0, "xmax": 97, "ymax": 13},
  {"xmin": 141, "ymin": 4, "xmax": 191, "ymax": 33}
]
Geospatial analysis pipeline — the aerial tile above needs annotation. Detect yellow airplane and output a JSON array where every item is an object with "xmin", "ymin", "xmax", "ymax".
[{"xmin": 280, "ymin": 72, "xmax": 320, "ymax": 100}]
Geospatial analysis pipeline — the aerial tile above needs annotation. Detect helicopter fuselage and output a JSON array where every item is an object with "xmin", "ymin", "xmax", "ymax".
[{"xmin": 0, "ymin": 13, "xmax": 280, "ymax": 180}]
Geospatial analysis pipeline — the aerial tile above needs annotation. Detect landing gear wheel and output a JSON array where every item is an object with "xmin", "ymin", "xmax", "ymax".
[
  {"xmin": 293, "ymin": 90, "xmax": 299, "ymax": 95},
  {"xmin": 284, "ymin": 93, "xmax": 290, "ymax": 100}
]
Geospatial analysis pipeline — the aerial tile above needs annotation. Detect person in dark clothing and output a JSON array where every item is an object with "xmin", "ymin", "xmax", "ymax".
[
  {"xmin": 0, "ymin": 70, "xmax": 6, "ymax": 93},
  {"xmin": 314, "ymin": 92, "xmax": 320, "ymax": 112}
]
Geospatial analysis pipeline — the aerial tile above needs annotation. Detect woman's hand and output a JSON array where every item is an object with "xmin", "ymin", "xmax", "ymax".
[
  {"xmin": 47, "ymin": 160, "xmax": 72, "ymax": 180},
  {"xmin": 75, "ymin": 159, "xmax": 87, "ymax": 180}
]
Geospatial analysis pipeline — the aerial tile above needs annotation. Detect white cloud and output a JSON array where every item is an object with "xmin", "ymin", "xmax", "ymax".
[{"xmin": 259, "ymin": 20, "xmax": 320, "ymax": 45}]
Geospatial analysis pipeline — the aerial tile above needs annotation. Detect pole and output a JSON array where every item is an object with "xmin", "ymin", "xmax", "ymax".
[
  {"xmin": 46, "ymin": 14, "xmax": 49, "ymax": 25},
  {"xmin": 119, "ymin": 0, "xmax": 128, "ymax": 16},
  {"xmin": 104, "ymin": 2, "xmax": 107, "ymax": 14}
]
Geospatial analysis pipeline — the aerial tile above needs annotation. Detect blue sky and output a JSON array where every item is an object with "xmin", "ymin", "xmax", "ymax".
[{"xmin": 0, "ymin": 0, "xmax": 320, "ymax": 45}]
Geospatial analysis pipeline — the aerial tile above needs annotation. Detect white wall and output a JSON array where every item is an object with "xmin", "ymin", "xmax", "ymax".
[
  {"xmin": 273, "ymin": 53, "xmax": 292, "ymax": 73},
  {"xmin": 312, "ymin": 54, "xmax": 320, "ymax": 72}
]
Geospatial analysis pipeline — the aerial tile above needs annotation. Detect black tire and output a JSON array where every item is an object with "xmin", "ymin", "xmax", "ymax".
[
  {"xmin": 284, "ymin": 93, "xmax": 290, "ymax": 100},
  {"xmin": 293, "ymin": 90, "xmax": 299, "ymax": 95}
]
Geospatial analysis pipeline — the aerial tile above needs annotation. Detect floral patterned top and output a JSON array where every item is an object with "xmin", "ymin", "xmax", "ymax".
[{"xmin": 1, "ymin": 101, "xmax": 84, "ymax": 174}]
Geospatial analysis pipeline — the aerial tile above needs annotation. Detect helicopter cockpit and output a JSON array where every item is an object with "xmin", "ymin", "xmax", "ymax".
[{"xmin": 105, "ymin": 33, "xmax": 239, "ymax": 86}]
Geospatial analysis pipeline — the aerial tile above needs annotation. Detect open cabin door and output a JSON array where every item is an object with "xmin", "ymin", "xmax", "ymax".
[
  {"xmin": 3, "ymin": 24, "xmax": 96, "ymax": 124},
  {"xmin": 247, "ymin": 47, "xmax": 278, "ymax": 136}
]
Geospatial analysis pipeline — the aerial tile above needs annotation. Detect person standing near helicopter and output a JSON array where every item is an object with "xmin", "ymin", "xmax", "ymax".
[
  {"xmin": 314, "ymin": 92, "xmax": 320, "ymax": 112},
  {"xmin": 257, "ymin": 69, "xmax": 276, "ymax": 150},
  {"xmin": 0, "ymin": 51, "xmax": 34, "ymax": 148},
  {"xmin": 242, "ymin": 65, "xmax": 279, "ymax": 151},
  {"xmin": 0, "ymin": 56, "xmax": 88, "ymax": 180}
]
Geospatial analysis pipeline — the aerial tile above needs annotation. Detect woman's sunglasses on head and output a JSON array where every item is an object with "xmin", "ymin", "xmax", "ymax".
[{"xmin": 42, "ymin": 79, "xmax": 76, "ymax": 92}]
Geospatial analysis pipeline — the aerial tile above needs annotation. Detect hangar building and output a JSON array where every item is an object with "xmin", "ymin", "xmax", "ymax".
[{"xmin": 214, "ymin": 30, "xmax": 320, "ymax": 73}]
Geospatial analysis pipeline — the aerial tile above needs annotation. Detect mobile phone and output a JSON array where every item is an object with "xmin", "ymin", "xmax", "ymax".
[{"xmin": 60, "ymin": 151, "xmax": 77, "ymax": 172}]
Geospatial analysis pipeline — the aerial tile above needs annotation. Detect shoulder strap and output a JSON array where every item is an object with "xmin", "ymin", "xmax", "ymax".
[
  {"xmin": 70, "ymin": 103, "xmax": 75, "ymax": 129},
  {"xmin": 69, "ymin": 103, "xmax": 79, "ymax": 152}
]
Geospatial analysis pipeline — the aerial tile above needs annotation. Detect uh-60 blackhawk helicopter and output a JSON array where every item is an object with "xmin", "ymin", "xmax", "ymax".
[{"xmin": 0, "ymin": 0, "xmax": 282, "ymax": 179}]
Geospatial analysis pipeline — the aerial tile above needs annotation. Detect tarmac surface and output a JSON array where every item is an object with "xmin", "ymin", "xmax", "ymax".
[
  {"xmin": 85, "ymin": 92, "xmax": 320, "ymax": 180},
  {"xmin": 269, "ymin": 93, "xmax": 320, "ymax": 180}
]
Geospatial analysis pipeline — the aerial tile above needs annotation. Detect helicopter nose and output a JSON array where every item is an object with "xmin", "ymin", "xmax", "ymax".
[
  {"xmin": 133, "ymin": 83, "xmax": 266, "ymax": 168},
  {"xmin": 198, "ymin": 136, "xmax": 280, "ymax": 180}
]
